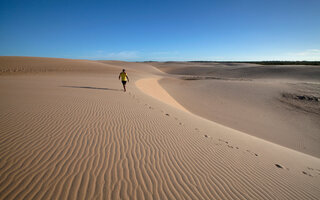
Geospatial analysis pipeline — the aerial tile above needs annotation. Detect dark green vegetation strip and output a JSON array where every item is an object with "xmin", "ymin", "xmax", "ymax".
[{"xmin": 187, "ymin": 61, "xmax": 320, "ymax": 65}]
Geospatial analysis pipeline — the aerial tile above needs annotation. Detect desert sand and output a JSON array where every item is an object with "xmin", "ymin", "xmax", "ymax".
[
  {"xmin": 0, "ymin": 57, "xmax": 320, "ymax": 199},
  {"xmin": 151, "ymin": 61, "xmax": 320, "ymax": 157}
]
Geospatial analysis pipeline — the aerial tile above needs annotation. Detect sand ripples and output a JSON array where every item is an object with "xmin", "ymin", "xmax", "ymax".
[{"xmin": 1, "ymin": 75, "xmax": 320, "ymax": 200}]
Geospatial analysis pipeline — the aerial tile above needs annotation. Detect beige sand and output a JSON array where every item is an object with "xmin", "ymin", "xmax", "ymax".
[
  {"xmin": 136, "ymin": 78, "xmax": 189, "ymax": 113},
  {"xmin": 0, "ymin": 57, "xmax": 320, "ymax": 200},
  {"xmin": 152, "ymin": 62, "xmax": 320, "ymax": 158}
]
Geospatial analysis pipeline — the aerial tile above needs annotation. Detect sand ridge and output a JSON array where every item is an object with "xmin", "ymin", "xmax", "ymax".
[
  {"xmin": 135, "ymin": 78, "xmax": 190, "ymax": 113},
  {"xmin": 0, "ymin": 56, "xmax": 121, "ymax": 75},
  {"xmin": 1, "ymin": 57, "xmax": 320, "ymax": 199},
  {"xmin": 150, "ymin": 62, "xmax": 320, "ymax": 158}
]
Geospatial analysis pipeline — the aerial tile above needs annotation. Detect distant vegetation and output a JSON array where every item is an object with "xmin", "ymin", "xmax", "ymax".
[
  {"xmin": 142, "ymin": 61, "xmax": 320, "ymax": 65},
  {"xmin": 188, "ymin": 61, "xmax": 320, "ymax": 66}
]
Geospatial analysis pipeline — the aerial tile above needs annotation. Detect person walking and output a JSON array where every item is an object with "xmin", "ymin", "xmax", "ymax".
[{"xmin": 119, "ymin": 69, "xmax": 129, "ymax": 92}]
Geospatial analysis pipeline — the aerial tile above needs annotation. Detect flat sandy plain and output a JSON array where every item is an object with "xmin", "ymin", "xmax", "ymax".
[{"xmin": 0, "ymin": 56, "xmax": 320, "ymax": 199}]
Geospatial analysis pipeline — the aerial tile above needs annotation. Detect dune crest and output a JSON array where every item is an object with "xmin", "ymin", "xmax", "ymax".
[{"xmin": 136, "ymin": 78, "xmax": 189, "ymax": 113}]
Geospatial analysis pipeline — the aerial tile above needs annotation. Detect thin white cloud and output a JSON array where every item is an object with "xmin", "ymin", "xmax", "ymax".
[
  {"xmin": 86, "ymin": 50, "xmax": 140, "ymax": 60},
  {"xmin": 294, "ymin": 49, "xmax": 320, "ymax": 56},
  {"xmin": 287, "ymin": 49, "xmax": 320, "ymax": 60},
  {"xmin": 87, "ymin": 50, "xmax": 182, "ymax": 61},
  {"xmin": 150, "ymin": 51, "xmax": 180, "ymax": 55},
  {"xmin": 107, "ymin": 51, "xmax": 140, "ymax": 59}
]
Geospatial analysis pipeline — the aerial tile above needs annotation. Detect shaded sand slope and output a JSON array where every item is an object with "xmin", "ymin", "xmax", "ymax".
[
  {"xmin": 0, "ymin": 58, "xmax": 320, "ymax": 199},
  {"xmin": 151, "ymin": 61, "xmax": 320, "ymax": 80},
  {"xmin": 150, "ymin": 62, "xmax": 320, "ymax": 157},
  {"xmin": 136, "ymin": 78, "xmax": 190, "ymax": 113},
  {"xmin": 158, "ymin": 78, "xmax": 320, "ymax": 157}
]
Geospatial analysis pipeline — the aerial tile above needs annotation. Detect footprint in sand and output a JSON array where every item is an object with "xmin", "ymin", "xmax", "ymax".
[
  {"xmin": 203, "ymin": 134, "xmax": 213, "ymax": 140},
  {"xmin": 215, "ymin": 139, "xmax": 243, "ymax": 151},
  {"xmin": 302, "ymin": 171, "xmax": 313, "ymax": 177},
  {"xmin": 303, "ymin": 167, "xmax": 320, "ymax": 177},
  {"xmin": 246, "ymin": 149, "xmax": 259, "ymax": 157},
  {"xmin": 274, "ymin": 164, "xmax": 290, "ymax": 170},
  {"xmin": 219, "ymin": 139, "xmax": 228, "ymax": 144}
]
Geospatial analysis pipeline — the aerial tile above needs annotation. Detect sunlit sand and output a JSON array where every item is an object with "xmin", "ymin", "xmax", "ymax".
[{"xmin": 1, "ymin": 57, "xmax": 319, "ymax": 199}]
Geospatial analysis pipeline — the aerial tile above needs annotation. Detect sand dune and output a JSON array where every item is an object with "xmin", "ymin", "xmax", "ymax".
[
  {"xmin": 158, "ymin": 77, "xmax": 320, "ymax": 157},
  {"xmin": 0, "ymin": 57, "xmax": 120, "ymax": 74},
  {"xmin": 151, "ymin": 62, "xmax": 320, "ymax": 157},
  {"xmin": 151, "ymin": 61, "xmax": 320, "ymax": 80},
  {"xmin": 1, "ymin": 57, "xmax": 320, "ymax": 199},
  {"xmin": 135, "ymin": 78, "xmax": 189, "ymax": 113}
]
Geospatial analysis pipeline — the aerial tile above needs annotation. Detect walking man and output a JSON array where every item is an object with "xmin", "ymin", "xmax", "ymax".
[{"xmin": 119, "ymin": 69, "xmax": 129, "ymax": 92}]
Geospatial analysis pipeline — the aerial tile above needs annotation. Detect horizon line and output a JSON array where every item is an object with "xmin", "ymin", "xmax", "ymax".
[{"xmin": 1, "ymin": 56, "xmax": 320, "ymax": 63}]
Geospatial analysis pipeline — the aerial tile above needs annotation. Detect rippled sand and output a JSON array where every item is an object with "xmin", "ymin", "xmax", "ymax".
[{"xmin": 1, "ymin": 57, "xmax": 320, "ymax": 199}]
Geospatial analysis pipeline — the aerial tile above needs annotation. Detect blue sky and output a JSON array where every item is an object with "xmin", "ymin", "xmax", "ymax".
[{"xmin": 0, "ymin": 0, "xmax": 319, "ymax": 61}]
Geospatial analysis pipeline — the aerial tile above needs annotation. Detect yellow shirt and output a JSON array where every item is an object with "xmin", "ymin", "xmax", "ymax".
[{"xmin": 120, "ymin": 72, "xmax": 127, "ymax": 81}]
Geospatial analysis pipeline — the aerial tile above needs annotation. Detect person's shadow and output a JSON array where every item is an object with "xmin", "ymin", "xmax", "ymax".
[{"xmin": 62, "ymin": 86, "xmax": 122, "ymax": 91}]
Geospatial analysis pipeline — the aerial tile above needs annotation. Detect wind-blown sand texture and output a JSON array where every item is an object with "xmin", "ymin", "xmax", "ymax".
[
  {"xmin": 1, "ymin": 57, "xmax": 320, "ymax": 199},
  {"xmin": 152, "ymin": 61, "xmax": 320, "ymax": 157}
]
